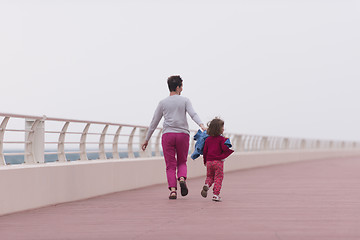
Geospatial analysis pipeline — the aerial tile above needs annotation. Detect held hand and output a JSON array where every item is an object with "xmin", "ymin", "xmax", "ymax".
[
  {"xmin": 141, "ymin": 141, "xmax": 148, "ymax": 151},
  {"xmin": 200, "ymin": 124, "xmax": 207, "ymax": 132}
]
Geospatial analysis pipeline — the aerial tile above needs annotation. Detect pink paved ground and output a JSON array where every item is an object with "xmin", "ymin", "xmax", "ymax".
[{"xmin": 1, "ymin": 156, "xmax": 360, "ymax": 240}]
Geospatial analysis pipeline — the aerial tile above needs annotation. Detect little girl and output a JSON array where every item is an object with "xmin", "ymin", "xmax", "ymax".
[{"xmin": 201, "ymin": 117, "xmax": 234, "ymax": 202}]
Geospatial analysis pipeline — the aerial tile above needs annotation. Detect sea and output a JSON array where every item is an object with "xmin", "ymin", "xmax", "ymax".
[{"xmin": 3, "ymin": 150, "xmax": 160, "ymax": 165}]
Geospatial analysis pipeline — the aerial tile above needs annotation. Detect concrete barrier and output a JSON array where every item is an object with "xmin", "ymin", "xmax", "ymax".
[{"xmin": 1, "ymin": 149, "xmax": 360, "ymax": 216}]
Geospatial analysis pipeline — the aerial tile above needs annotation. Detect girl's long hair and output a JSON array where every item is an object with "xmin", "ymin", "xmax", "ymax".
[{"xmin": 207, "ymin": 117, "xmax": 224, "ymax": 136}]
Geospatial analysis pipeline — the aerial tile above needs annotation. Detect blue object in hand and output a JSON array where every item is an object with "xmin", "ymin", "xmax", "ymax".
[{"xmin": 191, "ymin": 130, "xmax": 208, "ymax": 160}]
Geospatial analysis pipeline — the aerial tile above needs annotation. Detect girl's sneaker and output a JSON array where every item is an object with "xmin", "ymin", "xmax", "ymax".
[
  {"xmin": 201, "ymin": 185, "xmax": 209, "ymax": 198},
  {"xmin": 212, "ymin": 195, "xmax": 222, "ymax": 202}
]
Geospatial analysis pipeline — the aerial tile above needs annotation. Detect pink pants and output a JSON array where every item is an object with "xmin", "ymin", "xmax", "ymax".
[
  {"xmin": 162, "ymin": 133, "xmax": 190, "ymax": 190},
  {"xmin": 205, "ymin": 161, "xmax": 224, "ymax": 195}
]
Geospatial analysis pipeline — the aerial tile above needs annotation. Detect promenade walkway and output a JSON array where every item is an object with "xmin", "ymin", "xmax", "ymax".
[{"xmin": 1, "ymin": 156, "xmax": 360, "ymax": 240}]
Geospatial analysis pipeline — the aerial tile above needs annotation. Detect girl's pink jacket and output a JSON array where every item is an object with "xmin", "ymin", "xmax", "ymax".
[{"xmin": 203, "ymin": 135, "xmax": 234, "ymax": 164}]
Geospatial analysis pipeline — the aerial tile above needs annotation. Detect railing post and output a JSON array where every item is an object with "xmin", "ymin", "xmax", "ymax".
[
  {"xmin": 274, "ymin": 137, "xmax": 279, "ymax": 150},
  {"xmin": 99, "ymin": 125, "xmax": 109, "ymax": 160},
  {"xmin": 268, "ymin": 137, "xmax": 272, "ymax": 150},
  {"xmin": 230, "ymin": 134, "xmax": 238, "ymax": 152},
  {"xmin": 283, "ymin": 138, "xmax": 289, "ymax": 149},
  {"xmin": 272, "ymin": 137, "xmax": 277, "ymax": 150},
  {"xmin": 268, "ymin": 137, "xmax": 274, "ymax": 150},
  {"xmin": 189, "ymin": 131, "xmax": 196, "ymax": 156},
  {"xmin": 258, "ymin": 136, "xmax": 263, "ymax": 151},
  {"xmin": 139, "ymin": 128, "xmax": 151, "ymax": 158},
  {"xmin": 324, "ymin": 140, "xmax": 327, "ymax": 149},
  {"xmin": 25, "ymin": 118, "xmax": 45, "ymax": 164},
  {"xmin": 128, "ymin": 127, "xmax": 137, "ymax": 158},
  {"xmin": 252, "ymin": 136, "xmax": 259, "ymax": 151},
  {"xmin": 235, "ymin": 135, "xmax": 242, "ymax": 152},
  {"xmin": 279, "ymin": 138, "xmax": 284, "ymax": 150},
  {"xmin": 155, "ymin": 129, "xmax": 162, "ymax": 157},
  {"xmin": 229, "ymin": 134, "xmax": 235, "ymax": 152},
  {"xmin": 275, "ymin": 137, "xmax": 280, "ymax": 150},
  {"xmin": 274, "ymin": 137, "xmax": 281, "ymax": 151},
  {"xmin": 287, "ymin": 139, "xmax": 292, "ymax": 149},
  {"xmin": 246, "ymin": 135, "xmax": 252, "ymax": 151},
  {"xmin": 58, "ymin": 122, "xmax": 69, "ymax": 162},
  {"xmin": 80, "ymin": 123, "xmax": 90, "ymax": 161},
  {"xmin": 300, "ymin": 139, "xmax": 306, "ymax": 149},
  {"xmin": 249, "ymin": 135, "xmax": 254, "ymax": 151},
  {"xmin": 260, "ymin": 137, "xmax": 267, "ymax": 151},
  {"xmin": 112, "ymin": 126, "xmax": 122, "ymax": 159},
  {"xmin": 240, "ymin": 135, "xmax": 245, "ymax": 151},
  {"xmin": 243, "ymin": 135, "xmax": 249, "ymax": 151},
  {"xmin": 275, "ymin": 138, "xmax": 281, "ymax": 150},
  {"xmin": 0, "ymin": 117, "xmax": 10, "ymax": 165},
  {"xmin": 252, "ymin": 136, "xmax": 260, "ymax": 151}
]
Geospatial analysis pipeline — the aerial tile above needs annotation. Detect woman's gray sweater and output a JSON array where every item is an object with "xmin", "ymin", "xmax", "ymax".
[{"xmin": 145, "ymin": 95, "xmax": 203, "ymax": 141}]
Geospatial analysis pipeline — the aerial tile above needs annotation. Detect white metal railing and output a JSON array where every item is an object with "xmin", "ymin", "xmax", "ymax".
[
  {"xmin": 0, "ymin": 112, "xmax": 359, "ymax": 166},
  {"xmin": 0, "ymin": 112, "xmax": 162, "ymax": 165}
]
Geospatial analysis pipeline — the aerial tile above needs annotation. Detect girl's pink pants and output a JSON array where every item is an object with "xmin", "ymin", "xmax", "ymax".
[
  {"xmin": 161, "ymin": 133, "xmax": 189, "ymax": 190},
  {"xmin": 205, "ymin": 161, "xmax": 224, "ymax": 196}
]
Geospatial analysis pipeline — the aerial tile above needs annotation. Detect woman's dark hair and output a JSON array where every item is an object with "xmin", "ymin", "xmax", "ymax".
[
  {"xmin": 167, "ymin": 75, "xmax": 183, "ymax": 92},
  {"xmin": 207, "ymin": 117, "xmax": 224, "ymax": 137}
]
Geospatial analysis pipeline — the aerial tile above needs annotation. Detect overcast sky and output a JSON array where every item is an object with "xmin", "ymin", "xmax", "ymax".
[{"xmin": 1, "ymin": 0, "xmax": 359, "ymax": 142}]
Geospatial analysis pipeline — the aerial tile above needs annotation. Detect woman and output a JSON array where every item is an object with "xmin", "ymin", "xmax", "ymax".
[{"xmin": 142, "ymin": 75, "xmax": 206, "ymax": 199}]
